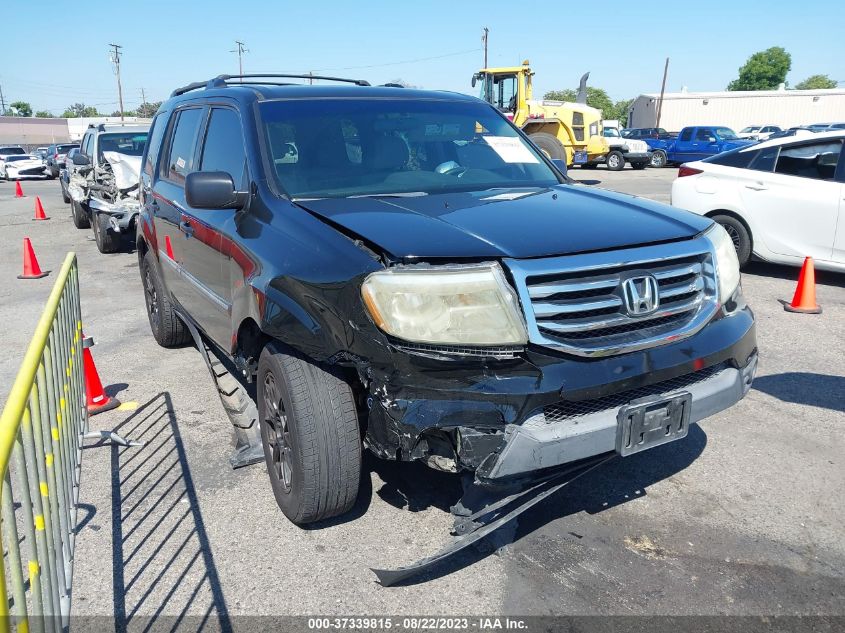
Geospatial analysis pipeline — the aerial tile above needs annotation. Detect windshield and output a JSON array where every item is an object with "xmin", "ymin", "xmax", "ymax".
[
  {"xmin": 57, "ymin": 144, "xmax": 78, "ymax": 153},
  {"xmin": 259, "ymin": 98, "xmax": 560, "ymax": 199},
  {"xmin": 603, "ymin": 128, "xmax": 621, "ymax": 138},
  {"xmin": 97, "ymin": 132, "xmax": 147, "ymax": 159},
  {"xmin": 1, "ymin": 147, "xmax": 26, "ymax": 155},
  {"xmin": 714, "ymin": 127, "xmax": 739, "ymax": 140},
  {"xmin": 740, "ymin": 127, "xmax": 760, "ymax": 133},
  {"xmin": 6, "ymin": 156, "xmax": 33, "ymax": 163}
]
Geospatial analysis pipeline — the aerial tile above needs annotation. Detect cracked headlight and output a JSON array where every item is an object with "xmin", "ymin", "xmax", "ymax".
[
  {"xmin": 361, "ymin": 263, "xmax": 528, "ymax": 345},
  {"xmin": 705, "ymin": 223, "xmax": 741, "ymax": 303}
]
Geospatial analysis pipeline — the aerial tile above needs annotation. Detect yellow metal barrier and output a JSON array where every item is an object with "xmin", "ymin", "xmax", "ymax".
[{"xmin": 0, "ymin": 253, "xmax": 85, "ymax": 633}]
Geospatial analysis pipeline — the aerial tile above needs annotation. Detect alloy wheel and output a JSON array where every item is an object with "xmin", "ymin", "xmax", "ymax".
[{"xmin": 263, "ymin": 372, "xmax": 293, "ymax": 492}]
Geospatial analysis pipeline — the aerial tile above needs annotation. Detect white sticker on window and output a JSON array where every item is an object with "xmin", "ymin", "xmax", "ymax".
[
  {"xmin": 483, "ymin": 136, "xmax": 539, "ymax": 163},
  {"xmin": 175, "ymin": 157, "xmax": 186, "ymax": 170}
]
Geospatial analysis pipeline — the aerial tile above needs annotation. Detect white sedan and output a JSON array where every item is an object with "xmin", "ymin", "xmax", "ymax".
[
  {"xmin": 671, "ymin": 131, "xmax": 844, "ymax": 272},
  {"xmin": 0, "ymin": 155, "xmax": 48, "ymax": 180}
]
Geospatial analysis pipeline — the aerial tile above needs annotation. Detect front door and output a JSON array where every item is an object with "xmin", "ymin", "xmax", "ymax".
[{"xmin": 740, "ymin": 139, "xmax": 842, "ymax": 263}]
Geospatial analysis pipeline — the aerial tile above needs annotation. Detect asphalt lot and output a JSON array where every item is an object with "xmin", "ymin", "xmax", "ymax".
[{"xmin": 0, "ymin": 169, "xmax": 843, "ymax": 623}]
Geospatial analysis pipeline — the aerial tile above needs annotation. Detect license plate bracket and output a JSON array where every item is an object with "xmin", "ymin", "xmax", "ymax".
[
  {"xmin": 573, "ymin": 150, "xmax": 589, "ymax": 164},
  {"xmin": 616, "ymin": 392, "xmax": 691, "ymax": 457}
]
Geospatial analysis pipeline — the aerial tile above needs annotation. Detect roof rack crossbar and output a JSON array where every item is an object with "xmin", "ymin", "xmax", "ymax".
[{"xmin": 208, "ymin": 73, "xmax": 371, "ymax": 87}]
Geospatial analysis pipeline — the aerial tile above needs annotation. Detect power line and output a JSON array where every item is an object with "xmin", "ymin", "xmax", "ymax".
[{"xmin": 313, "ymin": 47, "xmax": 480, "ymax": 72}]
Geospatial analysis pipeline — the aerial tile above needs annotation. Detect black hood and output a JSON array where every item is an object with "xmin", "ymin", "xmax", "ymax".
[{"xmin": 295, "ymin": 185, "xmax": 712, "ymax": 260}]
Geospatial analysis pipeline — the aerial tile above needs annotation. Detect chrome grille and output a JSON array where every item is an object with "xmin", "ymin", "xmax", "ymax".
[{"xmin": 505, "ymin": 238, "xmax": 719, "ymax": 357}]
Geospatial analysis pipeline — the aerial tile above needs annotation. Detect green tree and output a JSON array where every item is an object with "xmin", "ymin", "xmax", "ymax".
[
  {"xmin": 62, "ymin": 103, "xmax": 100, "ymax": 118},
  {"xmin": 110, "ymin": 110, "xmax": 137, "ymax": 117},
  {"xmin": 794, "ymin": 74, "xmax": 837, "ymax": 90},
  {"xmin": 8, "ymin": 101, "xmax": 33, "ymax": 117},
  {"xmin": 727, "ymin": 47, "xmax": 791, "ymax": 91},
  {"xmin": 543, "ymin": 87, "xmax": 613, "ymax": 116},
  {"xmin": 35, "ymin": 110, "xmax": 55, "ymax": 118},
  {"xmin": 609, "ymin": 98, "xmax": 633, "ymax": 124},
  {"xmin": 136, "ymin": 101, "xmax": 162, "ymax": 118}
]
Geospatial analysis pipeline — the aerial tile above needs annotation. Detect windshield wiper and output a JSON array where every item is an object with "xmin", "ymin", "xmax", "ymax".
[{"xmin": 348, "ymin": 191, "xmax": 428, "ymax": 198}]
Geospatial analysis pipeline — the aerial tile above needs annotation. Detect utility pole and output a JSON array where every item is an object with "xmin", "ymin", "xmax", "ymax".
[
  {"xmin": 655, "ymin": 57, "xmax": 670, "ymax": 130},
  {"xmin": 231, "ymin": 40, "xmax": 248, "ymax": 78},
  {"xmin": 109, "ymin": 43, "xmax": 125, "ymax": 121},
  {"xmin": 140, "ymin": 87, "xmax": 147, "ymax": 118},
  {"xmin": 0, "ymin": 84, "xmax": 6, "ymax": 115},
  {"xmin": 482, "ymin": 27, "xmax": 489, "ymax": 68}
]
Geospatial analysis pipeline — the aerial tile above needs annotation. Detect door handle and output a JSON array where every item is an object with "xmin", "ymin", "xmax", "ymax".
[
  {"xmin": 179, "ymin": 219, "xmax": 193, "ymax": 237},
  {"xmin": 745, "ymin": 183, "xmax": 768, "ymax": 191}
]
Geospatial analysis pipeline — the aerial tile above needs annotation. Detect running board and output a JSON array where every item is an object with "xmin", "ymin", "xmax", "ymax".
[
  {"xmin": 371, "ymin": 454, "xmax": 616, "ymax": 586},
  {"xmin": 182, "ymin": 318, "xmax": 264, "ymax": 469}
]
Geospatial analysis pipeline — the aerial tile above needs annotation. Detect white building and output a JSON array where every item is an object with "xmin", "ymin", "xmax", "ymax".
[{"xmin": 628, "ymin": 86, "xmax": 845, "ymax": 132}]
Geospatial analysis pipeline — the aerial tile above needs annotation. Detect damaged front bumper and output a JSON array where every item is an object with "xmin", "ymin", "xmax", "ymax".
[
  {"xmin": 89, "ymin": 198, "xmax": 140, "ymax": 233},
  {"xmin": 364, "ymin": 307, "xmax": 757, "ymax": 483}
]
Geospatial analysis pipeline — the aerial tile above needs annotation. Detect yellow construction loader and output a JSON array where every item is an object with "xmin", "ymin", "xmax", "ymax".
[{"xmin": 472, "ymin": 60, "xmax": 608, "ymax": 166}]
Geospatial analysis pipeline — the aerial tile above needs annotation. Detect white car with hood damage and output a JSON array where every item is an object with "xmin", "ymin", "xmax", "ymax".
[
  {"xmin": 0, "ymin": 154, "xmax": 47, "ymax": 180},
  {"xmin": 68, "ymin": 123, "xmax": 149, "ymax": 253}
]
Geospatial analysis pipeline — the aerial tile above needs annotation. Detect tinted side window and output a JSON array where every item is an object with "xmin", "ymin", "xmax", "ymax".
[
  {"xmin": 775, "ymin": 141, "xmax": 841, "ymax": 181},
  {"xmin": 165, "ymin": 108, "xmax": 204, "ymax": 184},
  {"xmin": 679, "ymin": 128, "xmax": 693, "ymax": 142},
  {"xmin": 695, "ymin": 128, "xmax": 713, "ymax": 141},
  {"xmin": 749, "ymin": 146, "xmax": 778, "ymax": 172},
  {"xmin": 143, "ymin": 113, "xmax": 167, "ymax": 178},
  {"xmin": 200, "ymin": 108, "xmax": 246, "ymax": 186},
  {"xmin": 708, "ymin": 148, "xmax": 757, "ymax": 168}
]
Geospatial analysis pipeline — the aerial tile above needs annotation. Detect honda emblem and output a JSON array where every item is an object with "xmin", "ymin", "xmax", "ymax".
[{"xmin": 622, "ymin": 275, "xmax": 660, "ymax": 316}]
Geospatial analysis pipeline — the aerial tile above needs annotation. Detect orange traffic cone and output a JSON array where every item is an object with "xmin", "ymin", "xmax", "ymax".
[
  {"xmin": 17, "ymin": 238, "xmax": 49, "ymax": 279},
  {"xmin": 784, "ymin": 257, "xmax": 822, "ymax": 314},
  {"xmin": 82, "ymin": 336, "xmax": 120, "ymax": 416},
  {"xmin": 15, "ymin": 181, "xmax": 25, "ymax": 198},
  {"xmin": 33, "ymin": 196, "xmax": 49, "ymax": 221}
]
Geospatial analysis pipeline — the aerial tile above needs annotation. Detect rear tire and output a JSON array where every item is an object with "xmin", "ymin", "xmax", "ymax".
[
  {"xmin": 92, "ymin": 211, "xmax": 120, "ymax": 253},
  {"xmin": 711, "ymin": 214, "xmax": 752, "ymax": 269},
  {"xmin": 71, "ymin": 199, "xmax": 90, "ymax": 228},
  {"xmin": 606, "ymin": 151, "xmax": 625, "ymax": 171},
  {"xmin": 529, "ymin": 132, "xmax": 567, "ymax": 161},
  {"xmin": 650, "ymin": 150, "xmax": 667, "ymax": 168},
  {"xmin": 257, "ymin": 343, "xmax": 361, "ymax": 524},
  {"xmin": 141, "ymin": 250, "xmax": 191, "ymax": 347}
]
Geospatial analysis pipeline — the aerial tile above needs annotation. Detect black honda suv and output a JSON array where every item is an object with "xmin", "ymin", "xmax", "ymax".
[{"xmin": 137, "ymin": 74, "xmax": 757, "ymax": 525}]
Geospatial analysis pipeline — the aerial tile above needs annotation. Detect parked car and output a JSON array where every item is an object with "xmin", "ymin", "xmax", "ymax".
[
  {"xmin": 621, "ymin": 127, "xmax": 676, "ymax": 140},
  {"xmin": 737, "ymin": 125, "xmax": 782, "ymax": 141},
  {"xmin": 0, "ymin": 155, "xmax": 47, "ymax": 180},
  {"xmin": 0, "ymin": 145, "xmax": 27, "ymax": 160},
  {"xmin": 68, "ymin": 123, "xmax": 149, "ymax": 252},
  {"xmin": 581, "ymin": 127, "xmax": 651, "ymax": 170},
  {"xmin": 59, "ymin": 148, "xmax": 81, "ymax": 203},
  {"xmin": 807, "ymin": 122, "xmax": 845, "ymax": 132},
  {"xmin": 45, "ymin": 143, "xmax": 80, "ymax": 178},
  {"xmin": 34, "ymin": 147, "xmax": 49, "ymax": 162},
  {"xmin": 136, "ymin": 74, "xmax": 757, "ymax": 525},
  {"xmin": 767, "ymin": 127, "xmax": 815, "ymax": 141},
  {"xmin": 670, "ymin": 131, "xmax": 845, "ymax": 271},
  {"xmin": 646, "ymin": 126, "xmax": 755, "ymax": 168}
]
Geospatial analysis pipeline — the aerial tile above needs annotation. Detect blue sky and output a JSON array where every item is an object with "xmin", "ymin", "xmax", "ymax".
[{"xmin": 5, "ymin": 0, "xmax": 844, "ymax": 114}]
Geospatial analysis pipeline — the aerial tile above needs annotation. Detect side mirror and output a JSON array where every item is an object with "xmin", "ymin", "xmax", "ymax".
[
  {"xmin": 185, "ymin": 171, "xmax": 248, "ymax": 210},
  {"xmin": 72, "ymin": 153, "xmax": 90, "ymax": 166},
  {"xmin": 551, "ymin": 158, "xmax": 568, "ymax": 176},
  {"xmin": 471, "ymin": 74, "xmax": 477, "ymax": 88}
]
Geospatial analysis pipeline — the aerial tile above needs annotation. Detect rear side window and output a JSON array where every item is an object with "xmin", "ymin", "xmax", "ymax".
[
  {"xmin": 706, "ymin": 148, "xmax": 757, "ymax": 168},
  {"xmin": 775, "ymin": 141, "xmax": 841, "ymax": 181},
  {"xmin": 679, "ymin": 128, "xmax": 693, "ymax": 142},
  {"xmin": 143, "ymin": 113, "xmax": 167, "ymax": 178},
  {"xmin": 200, "ymin": 108, "xmax": 247, "ymax": 186},
  {"xmin": 749, "ymin": 146, "xmax": 779, "ymax": 172},
  {"xmin": 165, "ymin": 108, "xmax": 204, "ymax": 184}
]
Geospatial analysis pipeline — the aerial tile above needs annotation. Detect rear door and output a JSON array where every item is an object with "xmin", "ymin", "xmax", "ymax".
[
  {"xmin": 740, "ymin": 139, "xmax": 842, "ymax": 262},
  {"xmin": 152, "ymin": 106, "xmax": 208, "ymax": 307}
]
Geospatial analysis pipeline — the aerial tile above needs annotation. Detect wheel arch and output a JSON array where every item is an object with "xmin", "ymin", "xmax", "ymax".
[{"xmin": 705, "ymin": 209, "xmax": 755, "ymax": 253}]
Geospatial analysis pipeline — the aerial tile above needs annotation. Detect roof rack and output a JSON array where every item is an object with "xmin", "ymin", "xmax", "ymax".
[{"xmin": 171, "ymin": 73, "xmax": 371, "ymax": 97}]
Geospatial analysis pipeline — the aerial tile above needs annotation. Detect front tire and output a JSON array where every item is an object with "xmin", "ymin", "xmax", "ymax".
[
  {"xmin": 71, "ymin": 199, "xmax": 90, "ymax": 228},
  {"xmin": 606, "ymin": 151, "xmax": 625, "ymax": 171},
  {"xmin": 257, "ymin": 343, "xmax": 361, "ymax": 524},
  {"xmin": 141, "ymin": 250, "xmax": 191, "ymax": 347},
  {"xmin": 92, "ymin": 211, "xmax": 120, "ymax": 253},
  {"xmin": 650, "ymin": 150, "xmax": 667, "ymax": 168},
  {"xmin": 528, "ymin": 132, "xmax": 567, "ymax": 161},
  {"xmin": 711, "ymin": 214, "xmax": 752, "ymax": 269}
]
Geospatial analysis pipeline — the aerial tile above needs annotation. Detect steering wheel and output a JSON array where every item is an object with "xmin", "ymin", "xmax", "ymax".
[{"xmin": 435, "ymin": 160, "xmax": 467, "ymax": 177}]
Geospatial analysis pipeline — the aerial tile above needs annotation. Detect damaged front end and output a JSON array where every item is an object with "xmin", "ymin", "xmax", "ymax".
[{"xmin": 70, "ymin": 150, "xmax": 142, "ymax": 233}]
